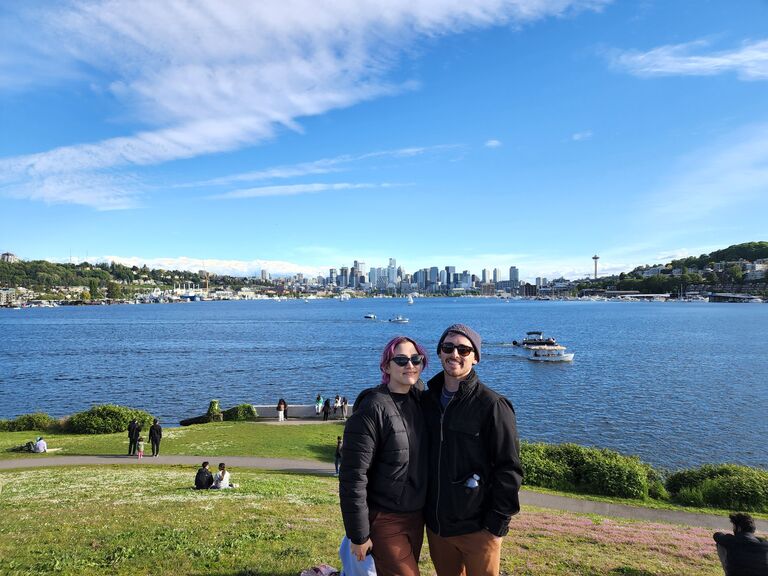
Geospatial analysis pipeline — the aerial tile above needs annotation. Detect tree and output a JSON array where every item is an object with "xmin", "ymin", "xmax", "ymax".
[
  {"xmin": 106, "ymin": 281, "xmax": 123, "ymax": 300},
  {"xmin": 89, "ymin": 278, "xmax": 101, "ymax": 300},
  {"xmin": 727, "ymin": 265, "xmax": 743, "ymax": 283}
]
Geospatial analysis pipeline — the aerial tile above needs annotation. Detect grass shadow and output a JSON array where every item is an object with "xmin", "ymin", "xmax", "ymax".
[
  {"xmin": 306, "ymin": 443, "xmax": 335, "ymax": 462},
  {"xmin": 608, "ymin": 568, "xmax": 658, "ymax": 576}
]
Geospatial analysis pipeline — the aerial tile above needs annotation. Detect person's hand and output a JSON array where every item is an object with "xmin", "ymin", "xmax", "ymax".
[{"xmin": 350, "ymin": 539, "xmax": 373, "ymax": 561}]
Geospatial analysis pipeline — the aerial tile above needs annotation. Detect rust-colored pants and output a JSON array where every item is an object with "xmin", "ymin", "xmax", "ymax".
[
  {"xmin": 426, "ymin": 528, "xmax": 503, "ymax": 576},
  {"xmin": 369, "ymin": 509, "xmax": 424, "ymax": 576}
]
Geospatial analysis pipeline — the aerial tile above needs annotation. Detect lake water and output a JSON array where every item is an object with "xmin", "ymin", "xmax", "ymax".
[{"xmin": 1, "ymin": 298, "xmax": 766, "ymax": 470}]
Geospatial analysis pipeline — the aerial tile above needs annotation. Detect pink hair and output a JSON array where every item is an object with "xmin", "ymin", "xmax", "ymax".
[{"xmin": 380, "ymin": 336, "xmax": 428, "ymax": 385}]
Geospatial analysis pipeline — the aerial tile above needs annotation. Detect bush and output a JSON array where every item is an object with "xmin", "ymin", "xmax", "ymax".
[
  {"xmin": 521, "ymin": 443, "xmax": 574, "ymax": 491},
  {"xmin": 10, "ymin": 412, "xmax": 56, "ymax": 432},
  {"xmin": 667, "ymin": 464, "xmax": 768, "ymax": 512},
  {"xmin": 520, "ymin": 442, "xmax": 652, "ymax": 500},
  {"xmin": 66, "ymin": 405, "xmax": 154, "ymax": 434},
  {"xmin": 0, "ymin": 420, "xmax": 10, "ymax": 432},
  {"xmin": 206, "ymin": 400, "xmax": 223, "ymax": 422},
  {"xmin": 222, "ymin": 404, "xmax": 258, "ymax": 421}
]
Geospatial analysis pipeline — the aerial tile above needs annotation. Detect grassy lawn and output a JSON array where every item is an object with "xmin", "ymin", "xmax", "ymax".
[
  {"xmin": 0, "ymin": 466, "xmax": 724, "ymax": 576},
  {"xmin": 0, "ymin": 421, "xmax": 345, "ymax": 461}
]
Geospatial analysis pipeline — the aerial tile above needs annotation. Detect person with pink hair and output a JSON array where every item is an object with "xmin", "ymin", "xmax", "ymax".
[{"xmin": 339, "ymin": 335, "xmax": 429, "ymax": 576}]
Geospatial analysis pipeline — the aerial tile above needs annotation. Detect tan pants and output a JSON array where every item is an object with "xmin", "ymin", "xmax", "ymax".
[
  {"xmin": 427, "ymin": 528, "xmax": 503, "ymax": 576},
  {"xmin": 369, "ymin": 510, "xmax": 424, "ymax": 576}
]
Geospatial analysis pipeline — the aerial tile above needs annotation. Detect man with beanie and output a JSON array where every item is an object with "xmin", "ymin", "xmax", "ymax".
[{"xmin": 423, "ymin": 324, "xmax": 523, "ymax": 576}]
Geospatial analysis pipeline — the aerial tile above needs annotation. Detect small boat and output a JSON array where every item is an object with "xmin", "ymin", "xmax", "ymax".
[
  {"xmin": 407, "ymin": 295, "xmax": 414, "ymax": 305},
  {"xmin": 388, "ymin": 314, "xmax": 409, "ymax": 324},
  {"xmin": 510, "ymin": 331, "xmax": 574, "ymax": 362},
  {"xmin": 364, "ymin": 313, "xmax": 377, "ymax": 320}
]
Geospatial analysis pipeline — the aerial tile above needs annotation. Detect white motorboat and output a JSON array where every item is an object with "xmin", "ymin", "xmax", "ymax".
[
  {"xmin": 389, "ymin": 314, "xmax": 409, "ymax": 324},
  {"xmin": 407, "ymin": 295, "xmax": 414, "ymax": 305},
  {"xmin": 364, "ymin": 313, "xmax": 377, "ymax": 320},
  {"xmin": 510, "ymin": 331, "xmax": 574, "ymax": 362}
]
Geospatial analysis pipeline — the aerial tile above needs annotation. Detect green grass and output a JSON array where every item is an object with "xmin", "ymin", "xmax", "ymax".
[
  {"xmin": 0, "ymin": 421, "xmax": 345, "ymax": 461},
  {"xmin": 0, "ymin": 466, "xmax": 725, "ymax": 576},
  {"xmin": 2, "ymin": 422, "xmax": 766, "ymax": 521}
]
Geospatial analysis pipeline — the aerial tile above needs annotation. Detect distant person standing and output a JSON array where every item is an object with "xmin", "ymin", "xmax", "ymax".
[
  {"xmin": 315, "ymin": 394, "xmax": 323, "ymax": 415},
  {"xmin": 127, "ymin": 418, "xmax": 140, "ymax": 456},
  {"xmin": 334, "ymin": 436, "xmax": 343, "ymax": 476},
  {"xmin": 714, "ymin": 512, "xmax": 768, "ymax": 576},
  {"xmin": 322, "ymin": 398, "xmax": 331, "ymax": 421},
  {"xmin": 333, "ymin": 395, "xmax": 341, "ymax": 417},
  {"xmin": 341, "ymin": 396, "xmax": 349, "ymax": 420},
  {"xmin": 149, "ymin": 419, "xmax": 162, "ymax": 457},
  {"xmin": 136, "ymin": 436, "xmax": 145, "ymax": 460},
  {"xmin": 276, "ymin": 398, "xmax": 287, "ymax": 422}
]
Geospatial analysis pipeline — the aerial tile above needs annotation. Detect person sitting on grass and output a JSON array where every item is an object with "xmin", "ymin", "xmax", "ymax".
[
  {"xmin": 211, "ymin": 462, "xmax": 234, "ymax": 489},
  {"xmin": 33, "ymin": 437, "xmax": 48, "ymax": 453},
  {"xmin": 714, "ymin": 512, "xmax": 768, "ymax": 576},
  {"xmin": 195, "ymin": 461, "xmax": 213, "ymax": 490}
]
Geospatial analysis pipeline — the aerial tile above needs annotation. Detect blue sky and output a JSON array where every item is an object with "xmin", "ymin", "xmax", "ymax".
[{"xmin": 1, "ymin": 1, "xmax": 767, "ymax": 282}]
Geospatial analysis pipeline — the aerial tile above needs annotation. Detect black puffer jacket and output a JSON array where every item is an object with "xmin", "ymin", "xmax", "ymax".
[
  {"xmin": 339, "ymin": 385, "xmax": 426, "ymax": 544},
  {"xmin": 423, "ymin": 370, "xmax": 523, "ymax": 538}
]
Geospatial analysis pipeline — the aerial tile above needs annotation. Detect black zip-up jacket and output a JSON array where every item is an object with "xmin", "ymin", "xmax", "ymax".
[
  {"xmin": 339, "ymin": 385, "xmax": 426, "ymax": 545},
  {"xmin": 423, "ymin": 370, "xmax": 523, "ymax": 538}
]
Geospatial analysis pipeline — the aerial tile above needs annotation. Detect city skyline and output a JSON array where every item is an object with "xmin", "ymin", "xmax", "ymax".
[{"xmin": 2, "ymin": 1, "xmax": 767, "ymax": 282}]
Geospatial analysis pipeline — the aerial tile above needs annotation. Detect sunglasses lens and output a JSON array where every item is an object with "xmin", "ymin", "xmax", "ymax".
[
  {"xmin": 392, "ymin": 355, "xmax": 423, "ymax": 366},
  {"xmin": 441, "ymin": 343, "xmax": 473, "ymax": 357}
]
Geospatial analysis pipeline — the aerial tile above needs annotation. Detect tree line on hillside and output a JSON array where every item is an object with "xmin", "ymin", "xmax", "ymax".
[{"xmin": 0, "ymin": 260, "xmax": 269, "ymax": 292}]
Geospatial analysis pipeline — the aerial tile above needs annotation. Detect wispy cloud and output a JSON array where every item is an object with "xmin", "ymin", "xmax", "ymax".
[
  {"xmin": 211, "ymin": 182, "xmax": 391, "ymax": 200},
  {"xmin": 485, "ymin": 139, "xmax": 502, "ymax": 148},
  {"xmin": 571, "ymin": 130, "xmax": 593, "ymax": 141},
  {"xmin": 194, "ymin": 145, "xmax": 458, "ymax": 188},
  {"xmin": 612, "ymin": 38, "xmax": 768, "ymax": 80},
  {"xmin": 649, "ymin": 123, "xmax": 768, "ymax": 221},
  {"xmin": 0, "ymin": 0, "xmax": 610, "ymax": 209}
]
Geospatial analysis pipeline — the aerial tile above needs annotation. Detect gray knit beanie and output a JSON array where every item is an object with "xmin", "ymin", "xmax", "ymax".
[{"xmin": 437, "ymin": 323, "xmax": 482, "ymax": 362}]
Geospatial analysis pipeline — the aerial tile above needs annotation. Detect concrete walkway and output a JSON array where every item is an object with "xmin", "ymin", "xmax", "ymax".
[{"xmin": 2, "ymin": 454, "xmax": 765, "ymax": 532}]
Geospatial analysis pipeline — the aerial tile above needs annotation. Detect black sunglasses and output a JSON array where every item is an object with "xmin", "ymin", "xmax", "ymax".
[
  {"xmin": 391, "ymin": 354, "xmax": 424, "ymax": 367},
  {"xmin": 440, "ymin": 343, "xmax": 474, "ymax": 357}
]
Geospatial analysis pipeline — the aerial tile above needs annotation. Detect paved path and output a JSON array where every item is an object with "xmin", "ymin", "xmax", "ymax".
[{"xmin": 2, "ymin": 454, "xmax": 765, "ymax": 532}]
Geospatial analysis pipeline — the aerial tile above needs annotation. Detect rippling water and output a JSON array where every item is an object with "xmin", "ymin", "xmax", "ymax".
[{"xmin": 1, "ymin": 298, "xmax": 766, "ymax": 470}]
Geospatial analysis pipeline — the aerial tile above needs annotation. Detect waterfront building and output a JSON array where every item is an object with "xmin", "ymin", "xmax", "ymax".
[
  {"xmin": 493, "ymin": 268, "xmax": 500, "ymax": 283},
  {"xmin": 482, "ymin": 269, "xmax": 490, "ymax": 283},
  {"xmin": 1, "ymin": 252, "xmax": 19, "ymax": 263}
]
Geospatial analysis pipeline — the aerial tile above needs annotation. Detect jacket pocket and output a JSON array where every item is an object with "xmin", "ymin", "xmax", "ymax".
[{"xmin": 446, "ymin": 472, "xmax": 485, "ymax": 522}]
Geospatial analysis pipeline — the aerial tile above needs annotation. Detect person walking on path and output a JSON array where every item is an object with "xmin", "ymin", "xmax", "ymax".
[
  {"xmin": 149, "ymin": 419, "xmax": 162, "ymax": 457},
  {"xmin": 423, "ymin": 323, "xmax": 523, "ymax": 576},
  {"xmin": 276, "ymin": 398, "xmax": 287, "ymax": 422},
  {"xmin": 127, "ymin": 419, "xmax": 140, "ymax": 456},
  {"xmin": 339, "ymin": 335, "xmax": 429, "ymax": 576},
  {"xmin": 714, "ymin": 512, "xmax": 768, "ymax": 576},
  {"xmin": 322, "ymin": 398, "xmax": 331, "ymax": 421}
]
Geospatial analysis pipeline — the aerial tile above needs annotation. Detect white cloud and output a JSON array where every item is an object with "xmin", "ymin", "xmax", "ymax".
[
  {"xmin": 211, "ymin": 182, "xmax": 387, "ymax": 200},
  {"xmin": 0, "ymin": 0, "xmax": 610, "ymax": 208},
  {"xmin": 571, "ymin": 130, "xmax": 592, "ymax": 141},
  {"xmin": 612, "ymin": 38, "xmax": 768, "ymax": 80},
  {"xmin": 193, "ymin": 144, "xmax": 458, "ymax": 188},
  {"xmin": 485, "ymin": 139, "xmax": 502, "ymax": 148}
]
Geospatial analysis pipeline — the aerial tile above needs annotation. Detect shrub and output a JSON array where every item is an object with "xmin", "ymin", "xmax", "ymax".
[
  {"xmin": 222, "ymin": 404, "xmax": 258, "ymax": 421},
  {"xmin": 206, "ymin": 400, "xmax": 223, "ymax": 422},
  {"xmin": 10, "ymin": 412, "xmax": 56, "ymax": 432},
  {"xmin": 520, "ymin": 442, "xmax": 653, "ymax": 500},
  {"xmin": 667, "ymin": 464, "xmax": 768, "ymax": 512},
  {"xmin": 66, "ymin": 405, "xmax": 154, "ymax": 434},
  {"xmin": 521, "ymin": 443, "xmax": 574, "ymax": 491},
  {"xmin": 0, "ymin": 419, "xmax": 10, "ymax": 432}
]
